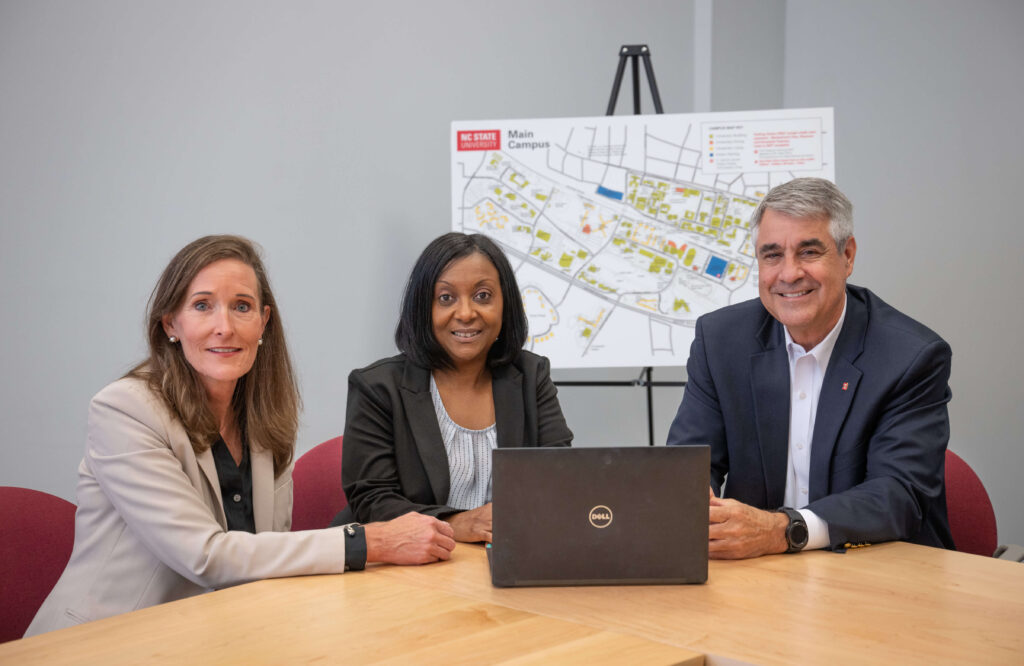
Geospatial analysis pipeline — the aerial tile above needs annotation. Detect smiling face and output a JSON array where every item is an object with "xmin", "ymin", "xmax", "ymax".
[
  {"xmin": 756, "ymin": 209, "xmax": 856, "ymax": 349},
  {"xmin": 431, "ymin": 252, "xmax": 504, "ymax": 371},
  {"xmin": 161, "ymin": 258, "xmax": 270, "ymax": 399}
]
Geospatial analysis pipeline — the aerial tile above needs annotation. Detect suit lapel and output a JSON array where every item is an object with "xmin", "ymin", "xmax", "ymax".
[
  {"xmin": 250, "ymin": 444, "xmax": 274, "ymax": 532},
  {"xmin": 401, "ymin": 361, "xmax": 451, "ymax": 504},
  {"xmin": 492, "ymin": 363, "xmax": 524, "ymax": 448},
  {"xmin": 195, "ymin": 447, "xmax": 227, "ymax": 529},
  {"xmin": 750, "ymin": 315, "xmax": 790, "ymax": 509},
  {"xmin": 809, "ymin": 290, "xmax": 867, "ymax": 501}
]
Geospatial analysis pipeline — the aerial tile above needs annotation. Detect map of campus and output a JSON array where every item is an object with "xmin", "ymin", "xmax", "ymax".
[{"xmin": 451, "ymin": 109, "xmax": 834, "ymax": 368}]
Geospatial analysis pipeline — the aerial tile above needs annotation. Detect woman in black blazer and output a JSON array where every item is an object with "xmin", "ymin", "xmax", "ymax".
[{"xmin": 341, "ymin": 233, "xmax": 573, "ymax": 542}]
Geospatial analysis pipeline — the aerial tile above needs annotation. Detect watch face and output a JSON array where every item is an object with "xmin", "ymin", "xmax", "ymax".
[{"xmin": 790, "ymin": 522, "xmax": 809, "ymax": 548}]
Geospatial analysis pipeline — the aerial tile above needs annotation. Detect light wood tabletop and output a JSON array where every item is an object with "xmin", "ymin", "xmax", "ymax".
[
  {"xmin": 376, "ymin": 541, "xmax": 1024, "ymax": 665},
  {"xmin": 3, "ymin": 540, "xmax": 1022, "ymax": 665},
  {"xmin": 0, "ymin": 568, "xmax": 701, "ymax": 665}
]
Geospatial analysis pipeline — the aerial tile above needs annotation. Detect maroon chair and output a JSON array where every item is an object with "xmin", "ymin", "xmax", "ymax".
[
  {"xmin": 945, "ymin": 450, "xmax": 998, "ymax": 557},
  {"xmin": 0, "ymin": 486, "xmax": 77, "ymax": 643},
  {"xmin": 291, "ymin": 436, "xmax": 347, "ymax": 532}
]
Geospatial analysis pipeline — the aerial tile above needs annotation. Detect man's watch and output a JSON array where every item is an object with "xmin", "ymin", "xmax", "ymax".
[{"xmin": 776, "ymin": 507, "xmax": 809, "ymax": 553}]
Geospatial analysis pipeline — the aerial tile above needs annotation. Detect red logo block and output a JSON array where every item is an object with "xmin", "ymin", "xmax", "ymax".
[{"xmin": 457, "ymin": 130, "xmax": 500, "ymax": 151}]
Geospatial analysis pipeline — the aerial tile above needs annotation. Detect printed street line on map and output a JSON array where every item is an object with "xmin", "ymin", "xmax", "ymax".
[{"xmin": 452, "ymin": 109, "xmax": 834, "ymax": 368}]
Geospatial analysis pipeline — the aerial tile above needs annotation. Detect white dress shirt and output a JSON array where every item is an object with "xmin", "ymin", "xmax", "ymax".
[{"xmin": 784, "ymin": 298, "xmax": 847, "ymax": 550}]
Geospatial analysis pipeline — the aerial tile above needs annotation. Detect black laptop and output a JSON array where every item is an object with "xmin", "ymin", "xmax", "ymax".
[{"xmin": 488, "ymin": 446, "xmax": 709, "ymax": 587}]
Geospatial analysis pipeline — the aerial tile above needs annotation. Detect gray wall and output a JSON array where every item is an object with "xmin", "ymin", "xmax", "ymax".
[
  {"xmin": 0, "ymin": 1, "xmax": 694, "ymax": 501},
  {"xmin": 2, "ymin": 0, "xmax": 1021, "ymax": 546}
]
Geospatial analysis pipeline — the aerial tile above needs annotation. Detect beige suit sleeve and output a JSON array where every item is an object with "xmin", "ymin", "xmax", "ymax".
[{"xmin": 86, "ymin": 379, "xmax": 347, "ymax": 588}]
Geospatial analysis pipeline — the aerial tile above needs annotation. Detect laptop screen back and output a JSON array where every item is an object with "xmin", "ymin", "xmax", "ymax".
[{"xmin": 490, "ymin": 446, "xmax": 709, "ymax": 586}]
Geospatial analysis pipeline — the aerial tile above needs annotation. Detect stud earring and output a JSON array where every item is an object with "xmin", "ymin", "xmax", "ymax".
[
  {"xmin": 168, "ymin": 336, "xmax": 178, "ymax": 343},
  {"xmin": 258, "ymin": 338, "xmax": 263, "ymax": 346}
]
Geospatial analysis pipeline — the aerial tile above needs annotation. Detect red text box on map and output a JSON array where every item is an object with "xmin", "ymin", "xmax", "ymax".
[{"xmin": 458, "ymin": 130, "xmax": 501, "ymax": 151}]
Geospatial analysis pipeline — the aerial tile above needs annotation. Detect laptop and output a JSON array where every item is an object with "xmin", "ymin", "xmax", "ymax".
[{"xmin": 488, "ymin": 445, "xmax": 709, "ymax": 587}]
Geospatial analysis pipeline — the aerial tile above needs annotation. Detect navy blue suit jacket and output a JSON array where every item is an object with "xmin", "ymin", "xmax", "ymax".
[{"xmin": 667, "ymin": 285, "xmax": 954, "ymax": 550}]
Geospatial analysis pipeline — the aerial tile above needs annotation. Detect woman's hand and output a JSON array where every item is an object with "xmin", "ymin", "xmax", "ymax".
[
  {"xmin": 444, "ymin": 503, "xmax": 493, "ymax": 543},
  {"xmin": 364, "ymin": 512, "xmax": 456, "ymax": 565}
]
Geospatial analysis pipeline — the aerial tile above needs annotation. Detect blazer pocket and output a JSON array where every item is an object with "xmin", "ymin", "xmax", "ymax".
[{"xmin": 63, "ymin": 607, "xmax": 93, "ymax": 625}]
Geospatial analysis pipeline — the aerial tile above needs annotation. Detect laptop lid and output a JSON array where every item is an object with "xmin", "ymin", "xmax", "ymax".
[{"xmin": 489, "ymin": 446, "xmax": 709, "ymax": 587}]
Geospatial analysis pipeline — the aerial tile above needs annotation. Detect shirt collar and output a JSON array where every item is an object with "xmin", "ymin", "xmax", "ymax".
[{"xmin": 784, "ymin": 295, "xmax": 848, "ymax": 369}]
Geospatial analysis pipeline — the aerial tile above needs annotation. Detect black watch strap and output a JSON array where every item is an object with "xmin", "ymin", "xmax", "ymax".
[
  {"xmin": 343, "ymin": 523, "xmax": 367, "ymax": 571},
  {"xmin": 776, "ymin": 507, "xmax": 809, "ymax": 553}
]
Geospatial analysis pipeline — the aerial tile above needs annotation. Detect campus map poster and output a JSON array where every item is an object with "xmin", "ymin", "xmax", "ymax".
[{"xmin": 451, "ymin": 108, "xmax": 835, "ymax": 369}]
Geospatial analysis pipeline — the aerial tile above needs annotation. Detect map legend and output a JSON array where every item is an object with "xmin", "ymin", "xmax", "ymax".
[{"xmin": 700, "ymin": 117, "xmax": 826, "ymax": 175}]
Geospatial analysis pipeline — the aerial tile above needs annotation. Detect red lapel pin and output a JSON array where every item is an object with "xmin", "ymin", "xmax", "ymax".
[{"xmin": 842, "ymin": 382, "xmax": 849, "ymax": 391}]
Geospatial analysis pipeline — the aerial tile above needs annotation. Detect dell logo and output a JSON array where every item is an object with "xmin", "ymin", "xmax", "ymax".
[{"xmin": 588, "ymin": 505, "xmax": 613, "ymax": 528}]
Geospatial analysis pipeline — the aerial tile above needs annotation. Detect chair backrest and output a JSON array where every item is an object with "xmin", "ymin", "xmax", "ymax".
[
  {"xmin": 291, "ymin": 436, "xmax": 347, "ymax": 532},
  {"xmin": 0, "ymin": 486, "xmax": 77, "ymax": 643},
  {"xmin": 945, "ymin": 450, "xmax": 998, "ymax": 557}
]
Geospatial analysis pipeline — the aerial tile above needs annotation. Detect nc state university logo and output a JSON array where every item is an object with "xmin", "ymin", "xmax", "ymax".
[
  {"xmin": 457, "ymin": 130, "xmax": 500, "ymax": 151},
  {"xmin": 588, "ymin": 505, "xmax": 613, "ymax": 528}
]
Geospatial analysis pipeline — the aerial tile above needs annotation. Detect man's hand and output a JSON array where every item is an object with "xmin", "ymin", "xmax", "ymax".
[
  {"xmin": 443, "ymin": 503, "xmax": 492, "ymax": 543},
  {"xmin": 708, "ymin": 497, "xmax": 789, "ymax": 559},
  {"xmin": 364, "ymin": 512, "xmax": 456, "ymax": 565}
]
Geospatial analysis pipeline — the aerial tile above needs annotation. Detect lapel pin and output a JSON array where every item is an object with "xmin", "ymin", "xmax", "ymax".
[{"xmin": 841, "ymin": 382, "xmax": 849, "ymax": 391}]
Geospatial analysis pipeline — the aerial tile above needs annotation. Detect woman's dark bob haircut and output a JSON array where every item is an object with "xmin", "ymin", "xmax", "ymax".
[{"xmin": 396, "ymin": 232, "xmax": 527, "ymax": 370}]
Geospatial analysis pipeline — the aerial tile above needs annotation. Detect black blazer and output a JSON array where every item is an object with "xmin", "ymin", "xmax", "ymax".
[
  {"xmin": 667, "ymin": 285, "xmax": 954, "ymax": 550},
  {"xmin": 342, "ymin": 351, "xmax": 573, "ymax": 522}
]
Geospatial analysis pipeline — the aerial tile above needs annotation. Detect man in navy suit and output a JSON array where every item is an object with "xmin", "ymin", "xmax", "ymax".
[{"xmin": 667, "ymin": 178, "xmax": 953, "ymax": 558}]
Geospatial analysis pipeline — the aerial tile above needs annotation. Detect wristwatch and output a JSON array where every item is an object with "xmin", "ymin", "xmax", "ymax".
[
  {"xmin": 343, "ymin": 523, "xmax": 367, "ymax": 571},
  {"xmin": 776, "ymin": 507, "xmax": 809, "ymax": 553}
]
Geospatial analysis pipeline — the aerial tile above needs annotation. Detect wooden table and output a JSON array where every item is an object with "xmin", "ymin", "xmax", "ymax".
[
  {"xmin": 0, "ymin": 569, "xmax": 700, "ymax": 665},
  {"xmin": 374, "ymin": 542, "xmax": 1024, "ymax": 664},
  {"xmin": 3, "ymin": 541, "xmax": 1022, "ymax": 664}
]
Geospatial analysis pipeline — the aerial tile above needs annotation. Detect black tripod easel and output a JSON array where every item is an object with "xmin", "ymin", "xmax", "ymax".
[
  {"xmin": 606, "ymin": 44, "xmax": 664, "ymax": 115},
  {"xmin": 555, "ymin": 45, "xmax": 686, "ymax": 447}
]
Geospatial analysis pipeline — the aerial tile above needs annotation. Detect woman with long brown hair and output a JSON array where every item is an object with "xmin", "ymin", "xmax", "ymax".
[{"xmin": 27, "ymin": 235, "xmax": 453, "ymax": 636}]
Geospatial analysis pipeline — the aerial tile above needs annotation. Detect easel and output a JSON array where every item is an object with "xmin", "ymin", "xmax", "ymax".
[
  {"xmin": 606, "ymin": 44, "xmax": 664, "ymax": 115},
  {"xmin": 554, "ymin": 45, "xmax": 686, "ymax": 447}
]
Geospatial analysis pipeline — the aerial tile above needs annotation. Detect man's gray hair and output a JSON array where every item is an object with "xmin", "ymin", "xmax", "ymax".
[{"xmin": 750, "ymin": 178, "xmax": 854, "ymax": 251}]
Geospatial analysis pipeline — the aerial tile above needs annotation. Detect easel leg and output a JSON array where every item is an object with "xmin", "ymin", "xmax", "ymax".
[{"xmin": 646, "ymin": 367, "xmax": 655, "ymax": 446}]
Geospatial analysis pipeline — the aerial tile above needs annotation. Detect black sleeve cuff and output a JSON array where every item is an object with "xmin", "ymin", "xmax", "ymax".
[{"xmin": 343, "ymin": 523, "xmax": 367, "ymax": 571}]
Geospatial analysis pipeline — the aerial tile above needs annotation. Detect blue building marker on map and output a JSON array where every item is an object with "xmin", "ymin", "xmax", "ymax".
[
  {"xmin": 596, "ymin": 185, "xmax": 624, "ymax": 201},
  {"xmin": 705, "ymin": 256, "xmax": 728, "ymax": 279}
]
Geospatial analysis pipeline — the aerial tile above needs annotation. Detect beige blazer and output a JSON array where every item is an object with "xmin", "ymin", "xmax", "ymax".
[{"xmin": 26, "ymin": 377, "xmax": 349, "ymax": 636}]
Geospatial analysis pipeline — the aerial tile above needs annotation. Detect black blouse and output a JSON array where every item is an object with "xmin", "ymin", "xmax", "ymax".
[{"xmin": 210, "ymin": 438, "xmax": 255, "ymax": 533}]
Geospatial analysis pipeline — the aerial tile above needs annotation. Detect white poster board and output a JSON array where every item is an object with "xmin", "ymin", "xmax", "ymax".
[{"xmin": 451, "ymin": 108, "xmax": 834, "ymax": 369}]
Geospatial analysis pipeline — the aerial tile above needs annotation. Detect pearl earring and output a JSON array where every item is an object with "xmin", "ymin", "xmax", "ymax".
[
  {"xmin": 168, "ymin": 336, "xmax": 178, "ymax": 343},
  {"xmin": 258, "ymin": 338, "xmax": 263, "ymax": 346}
]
